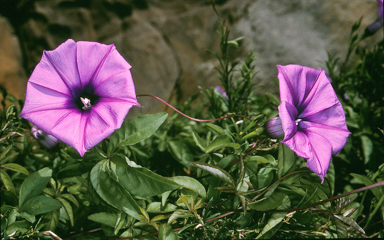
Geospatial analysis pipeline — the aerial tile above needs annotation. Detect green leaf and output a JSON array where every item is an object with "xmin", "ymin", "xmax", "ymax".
[
  {"xmin": 167, "ymin": 209, "xmax": 192, "ymax": 224},
  {"xmin": 248, "ymin": 155, "xmax": 270, "ymax": 164},
  {"xmin": 108, "ymin": 112, "xmax": 168, "ymax": 155},
  {"xmin": 146, "ymin": 202, "xmax": 178, "ymax": 213},
  {"xmin": 90, "ymin": 160, "xmax": 141, "ymax": 219},
  {"xmin": 189, "ymin": 162, "xmax": 234, "ymax": 185},
  {"xmin": 191, "ymin": 131, "xmax": 207, "ymax": 151},
  {"xmin": 44, "ymin": 210, "xmax": 60, "ymax": 231},
  {"xmin": 258, "ymin": 166, "xmax": 275, "ymax": 188},
  {"xmin": 360, "ymin": 135, "xmax": 373, "ymax": 164},
  {"xmin": 256, "ymin": 195, "xmax": 290, "ymax": 239},
  {"xmin": 112, "ymin": 157, "xmax": 180, "ymax": 197},
  {"xmin": 0, "ymin": 169, "xmax": 16, "ymax": 194},
  {"xmin": 88, "ymin": 212, "xmax": 117, "ymax": 227},
  {"xmin": 159, "ymin": 223, "xmax": 179, "ymax": 240},
  {"xmin": 205, "ymin": 123, "xmax": 226, "ymax": 135},
  {"xmin": 248, "ymin": 191, "xmax": 286, "ymax": 211},
  {"xmin": 168, "ymin": 140, "xmax": 194, "ymax": 166},
  {"xmin": 0, "ymin": 152, "xmax": 19, "ymax": 165},
  {"xmin": 56, "ymin": 197, "xmax": 74, "ymax": 226},
  {"xmin": 277, "ymin": 143, "xmax": 295, "ymax": 178},
  {"xmin": 334, "ymin": 217, "xmax": 348, "ymax": 238},
  {"xmin": 19, "ymin": 167, "xmax": 52, "ymax": 208},
  {"xmin": 334, "ymin": 215, "xmax": 365, "ymax": 234},
  {"xmin": 351, "ymin": 173, "xmax": 382, "ymax": 199},
  {"xmin": 2, "ymin": 163, "xmax": 29, "ymax": 176},
  {"xmin": 20, "ymin": 195, "xmax": 62, "ymax": 215},
  {"xmin": 0, "ymin": 144, "xmax": 13, "ymax": 163},
  {"xmin": 168, "ymin": 176, "xmax": 206, "ymax": 199},
  {"xmin": 205, "ymin": 135, "xmax": 240, "ymax": 153}
]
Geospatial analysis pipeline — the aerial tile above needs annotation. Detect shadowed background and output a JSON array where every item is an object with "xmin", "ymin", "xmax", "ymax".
[{"xmin": 0, "ymin": 0, "xmax": 382, "ymax": 115}]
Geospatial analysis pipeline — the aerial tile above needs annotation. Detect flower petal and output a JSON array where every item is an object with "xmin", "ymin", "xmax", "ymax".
[
  {"xmin": 299, "ymin": 117, "xmax": 350, "ymax": 155},
  {"xmin": 92, "ymin": 99, "xmax": 136, "ymax": 129},
  {"xmin": 20, "ymin": 82, "xmax": 75, "ymax": 116},
  {"xmin": 298, "ymin": 70, "xmax": 340, "ymax": 117},
  {"xmin": 76, "ymin": 41, "xmax": 114, "ymax": 89},
  {"xmin": 282, "ymin": 131, "xmax": 311, "ymax": 159},
  {"xmin": 83, "ymin": 110, "xmax": 114, "ymax": 151},
  {"xmin": 277, "ymin": 65, "xmax": 321, "ymax": 109},
  {"xmin": 88, "ymin": 45, "xmax": 132, "ymax": 91},
  {"xmin": 43, "ymin": 39, "xmax": 82, "ymax": 97},
  {"xmin": 278, "ymin": 101, "xmax": 298, "ymax": 141},
  {"xmin": 94, "ymin": 71, "xmax": 139, "ymax": 105},
  {"xmin": 304, "ymin": 129, "xmax": 333, "ymax": 183}
]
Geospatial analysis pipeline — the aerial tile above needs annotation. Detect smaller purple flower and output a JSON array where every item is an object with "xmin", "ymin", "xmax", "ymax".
[
  {"xmin": 266, "ymin": 117, "xmax": 284, "ymax": 139},
  {"xmin": 215, "ymin": 86, "xmax": 228, "ymax": 99},
  {"xmin": 21, "ymin": 39, "xmax": 140, "ymax": 156},
  {"xmin": 31, "ymin": 126, "xmax": 58, "ymax": 149},
  {"xmin": 268, "ymin": 65, "xmax": 350, "ymax": 183},
  {"xmin": 366, "ymin": 0, "xmax": 383, "ymax": 33}
]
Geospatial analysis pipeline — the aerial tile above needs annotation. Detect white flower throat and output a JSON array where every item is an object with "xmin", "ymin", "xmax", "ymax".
[{"xmin": 81, "ymin": 97, "xmax": 92, "ymax": 110}]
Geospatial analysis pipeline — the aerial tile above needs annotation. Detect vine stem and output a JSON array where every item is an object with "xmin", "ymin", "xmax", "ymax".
[{"xmin": 137, "ymin": 94, "xmax": 253, "ymax": 122}]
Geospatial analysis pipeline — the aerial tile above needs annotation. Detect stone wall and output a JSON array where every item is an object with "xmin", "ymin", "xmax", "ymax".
[{"xmin": 0, "ymin": 0, "xmax": 382, "ymax": 114}]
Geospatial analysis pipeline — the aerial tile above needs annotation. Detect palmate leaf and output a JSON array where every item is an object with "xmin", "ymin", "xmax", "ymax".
[
  {"xmin": 90, "ymin": 160, "xmax": 141, "ymax": 219},
  {"xmin": 107, "ymin": 112, "xmax": 168, "ymax": 155},
  {"xmin": 111, "ymin": 157, "xmax": 180, "ymax": 197}
]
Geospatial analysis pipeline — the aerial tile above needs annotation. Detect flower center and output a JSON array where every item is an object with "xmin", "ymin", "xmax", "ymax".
[
  {"xmin": 81, "ymin": 97, "xmax": 92, "ymax": 110},
  {"xmin": 295, "ymin": 118, "xmax": 302, "ymax": 126}
]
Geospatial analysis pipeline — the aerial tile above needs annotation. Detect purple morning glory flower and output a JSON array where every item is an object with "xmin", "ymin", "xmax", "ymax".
[
  {"xmin": 268, "ymin": 65, "xmax": 350, "ymax": 182},
  {"xmin": 21, "ymin": 39, "xmax": 140, "ymax": 156}
]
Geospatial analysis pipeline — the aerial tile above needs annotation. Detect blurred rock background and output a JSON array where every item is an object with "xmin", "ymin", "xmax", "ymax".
[{"xmin": 0, "ymin": 0, "xmax": 382, "ymax": 114}]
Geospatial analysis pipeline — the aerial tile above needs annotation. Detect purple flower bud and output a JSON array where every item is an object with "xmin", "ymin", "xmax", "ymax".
[
  {"xmin": 266, "ymin": 117, "xmax": 285, "ymax": 139},
  {"xmin": 215, "ymin": 86, "xmax": 228, "ymax": 99},
  {"xmin": 31, "ymin": 126, "xmax": 58, "ymax": 149}
]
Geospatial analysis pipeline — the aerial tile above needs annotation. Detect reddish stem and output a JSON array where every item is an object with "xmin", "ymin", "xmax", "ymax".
[{"xmin": 137, "ymin": 94, "xmax": 253, "ymax": 122}]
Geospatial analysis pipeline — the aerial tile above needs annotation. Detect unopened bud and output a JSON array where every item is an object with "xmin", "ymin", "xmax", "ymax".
[
  {"xmin": 266, "ymin": 117, "xmax": 284, "ymax": 139},
  {"xmin": 31, "ymin": 126, "xmax": 58, "ymax": 149}
]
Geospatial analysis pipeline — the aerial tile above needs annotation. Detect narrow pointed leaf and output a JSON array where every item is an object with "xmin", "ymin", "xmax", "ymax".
[
  {"xmin": 0, "ymin": 169, "xmax": 16, "ymax": 194},
  {"xmin": 44, "ymin": 210, "xmax": 60, "ymax": 231},
  {"xmin": 334, "ymin": 217, "xmax": 348, "ymax": 238},
  {"xmin": 189, "ymin": 162, "xmax": 234, "ymax": 185},
  {"xmin": 205, "ymin": 135, "xmax": 240, "ymax": 153},
  {"xmin": 146, "ymin": 202, "xmax": 178, "ymax": 213},
  {"xmin": 108, "ymin": 112, "xmax": 168, "ymax": 155},
  {"xmin": 351, "ymin": 173, "xmax": 382, "ymax": 199},
  {"xmin": 277, "ymin": 143, "xmax": 295, "ymax": 178},
  {"xmin": 56, "ymin": 197, "xmax": 75, "ymax": 226},
  {"xmin": 2, "ymin": 163, "xmax": 29, "ymax": 176},
  {"xmin": 192, "ymin": 131, "xmax": 207, "ymax": 151},
  {"xmin": 334, "ymin": 215, "xmax": 365, "ymax": 234}
]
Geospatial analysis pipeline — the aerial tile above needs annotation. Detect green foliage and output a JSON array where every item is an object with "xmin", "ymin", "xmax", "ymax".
[{"xmin": 1, "ymin": 14, "xmax": 384, "ymax": 240}]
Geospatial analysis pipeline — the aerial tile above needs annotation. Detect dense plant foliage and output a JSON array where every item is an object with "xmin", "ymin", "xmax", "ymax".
[{"xmin": 1, "ymin": 9, "xmax": 384, "ymax": 240}]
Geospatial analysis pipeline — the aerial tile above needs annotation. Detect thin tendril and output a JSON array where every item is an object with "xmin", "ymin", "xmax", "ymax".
[{"xmin": 137, "ymin": 94, "xmax": 253, "ymax": 122}]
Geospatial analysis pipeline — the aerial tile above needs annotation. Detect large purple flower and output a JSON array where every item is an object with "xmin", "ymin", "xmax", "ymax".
[
  {"xmin": 21, "ymin": 39, "xmax": 140, "ymax": 156},
  {"xmin": 269, "ymin": 65, "xmax": 350, "ymax": 182}
]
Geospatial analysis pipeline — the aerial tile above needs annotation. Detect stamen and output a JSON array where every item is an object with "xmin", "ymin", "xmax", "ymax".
[
  {"xmin": 295, "ymin": 118, "xmax": 302, "ymax": 126},
  {"xmin": 81, "ymin": 97, "xmax": 92, "ymax": 110}
]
